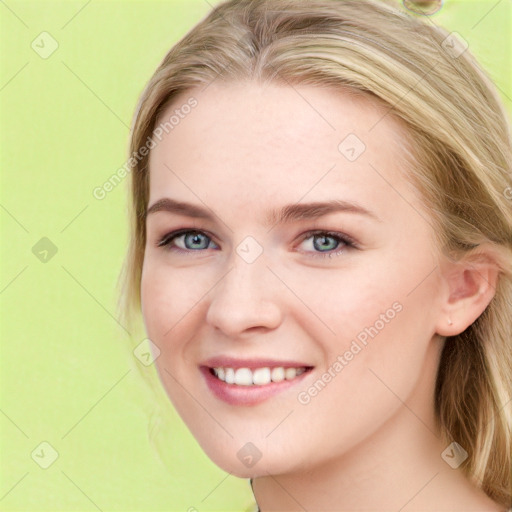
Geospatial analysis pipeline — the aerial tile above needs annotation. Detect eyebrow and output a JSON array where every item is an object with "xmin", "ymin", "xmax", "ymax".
[{"xmin": 145, "ymin": 197, "xmax": 381, "ymax": 226}]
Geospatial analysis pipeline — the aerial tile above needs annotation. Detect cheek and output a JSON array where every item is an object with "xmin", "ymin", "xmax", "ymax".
[
  {"xmin": 277, "ymin": 255, "xmax": 410, "ymax": 343},
  {"xmin": 287, "ymin": 289, "xmax": 436, "ymax": 466},
  {"xmin": 140, "ymin": 262, "xmax": 203, "ymax": 405},
  {"xmin": 140, "ymin": 260, "xmax": 208, "ymax": 338},
  {"xmin": 141, "ymin": 265, "xmax": 170, "ymax": 336},
  {"xmin": 286, "ymin": 250, "xmax": 438, "ymax": 394},
  {"xmin": 310, "ymin": 244, "xmax": 438, "ymax": 339}
]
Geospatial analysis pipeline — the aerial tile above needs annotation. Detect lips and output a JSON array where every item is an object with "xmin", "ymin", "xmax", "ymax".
[
  {"xmin": 201, "ymin": 356, "xmax": 313, "ymax": 370},
  {"xmin": 199, "ymin": 356, "xmax": 315, "ymax": 406}
]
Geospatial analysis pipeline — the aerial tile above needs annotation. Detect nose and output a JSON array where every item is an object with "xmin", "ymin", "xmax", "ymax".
[{"xmin": 205, "ymin": 253, "xmax": 283, "ymax": 337}]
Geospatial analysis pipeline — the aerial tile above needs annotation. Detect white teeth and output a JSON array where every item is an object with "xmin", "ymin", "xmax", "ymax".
[
  {"xmin": 252, "ymin": 367, "xmax": 271, "ymax": 385},
  {"xmin": 271, "ymin": 367, "xmax": 285, "ymax": 382},
  {"xmin": 212, "ymin": 366, "xmax": 308, "ymax": 386},
  {"xmin": 225, "ymin": 368, "xmax": 235, "ymax": 384},
  {"xmin": 285, "ymin": 367, "xmax": 297, "ymax": 380},
  {"xmin": 234, "ymin": 368, "xmax": 253, "ymax": 386}
]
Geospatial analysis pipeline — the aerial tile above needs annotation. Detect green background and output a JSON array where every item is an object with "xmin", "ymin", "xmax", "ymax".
[{"xmin": 1, "ymin": 1, "xmax": 510, "ymax": 511}]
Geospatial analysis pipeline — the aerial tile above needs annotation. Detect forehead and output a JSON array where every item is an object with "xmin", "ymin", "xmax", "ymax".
[{"xmin": 147, "ymin": 81, "xmax": 415, "ymax": 222}]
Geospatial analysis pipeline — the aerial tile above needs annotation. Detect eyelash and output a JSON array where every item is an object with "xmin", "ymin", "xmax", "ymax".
[{"xmin": 156, "ymin": 228, "xmax": 357, "ymax": 259}]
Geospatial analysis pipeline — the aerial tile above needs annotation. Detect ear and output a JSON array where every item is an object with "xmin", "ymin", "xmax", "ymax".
[{"xmin": 435, "ymin": 247, "xmax": 500, "ymax": 337}]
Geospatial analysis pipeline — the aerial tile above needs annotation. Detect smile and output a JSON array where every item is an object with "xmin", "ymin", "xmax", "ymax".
[
  {"xmin": 211, "ymin": 366, "xmax": 308, "ymax": 386},
  {"xmin": 200, "ymin": 364, "xmax": 314, "ymax": 406}
]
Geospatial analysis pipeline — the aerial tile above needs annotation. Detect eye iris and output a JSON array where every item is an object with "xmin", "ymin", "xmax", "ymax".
[
  {"xmin": 185, "ymin": 232, "xmax": 208, "ymax": 249},
  {"xmin": 314, "ymin": 234, "xmax": 338, "ymax": 252}
]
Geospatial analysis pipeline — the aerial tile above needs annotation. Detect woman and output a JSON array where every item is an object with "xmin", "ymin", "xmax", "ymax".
[{"xmin": 117, "ymin": 0, "xmax": 512, "ymax": 509}]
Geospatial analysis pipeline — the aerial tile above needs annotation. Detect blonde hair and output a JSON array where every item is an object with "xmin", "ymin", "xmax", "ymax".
[{"xmin": 116, "ymin": 0, "xmax": 512, "ymax": 505}]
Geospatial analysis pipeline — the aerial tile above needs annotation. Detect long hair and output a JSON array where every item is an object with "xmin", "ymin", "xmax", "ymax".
[{"xmin": 116, "ymin": 0, "xmax": 512, "ymax": 505}]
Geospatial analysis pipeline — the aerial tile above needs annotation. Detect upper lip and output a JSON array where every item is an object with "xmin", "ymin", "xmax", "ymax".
[{"xmin": 201, "ymin": 356, "xmax": 314, "ymax": 370}]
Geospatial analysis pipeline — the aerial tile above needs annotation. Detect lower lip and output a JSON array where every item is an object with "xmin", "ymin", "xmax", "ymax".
[{"xmin": 200, "ymin": 366, "xmax": 312, "ymax": 406}]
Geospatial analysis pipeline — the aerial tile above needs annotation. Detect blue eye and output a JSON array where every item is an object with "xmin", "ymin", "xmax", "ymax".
[
  {"xmin": 299, "ymin": 230, "xmax": 356, "ymax": 259},
  {"xmin": 157, "ymin": 230, "xmax": 218, "ymax": 253},
  {"xmin": 156, "ymin": 229, "xmax": 356, "ymax": 259}
]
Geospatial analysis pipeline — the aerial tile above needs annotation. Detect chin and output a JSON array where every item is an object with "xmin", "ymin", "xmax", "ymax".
[{"xmin": 199, "ymin": 439, "xmax": 300, "ymax": 478}]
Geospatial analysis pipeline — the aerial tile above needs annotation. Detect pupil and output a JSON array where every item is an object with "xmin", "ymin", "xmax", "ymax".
[
  {"xmin": 316, "ymin": 235, "xmax": 335, "ymax": 251},
  {"xmin": 188, "ymin": 233, "xmax": 205, "ymax": 249}
]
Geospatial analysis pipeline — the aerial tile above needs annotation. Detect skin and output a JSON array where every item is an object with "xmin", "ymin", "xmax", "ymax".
[{"xmin": 141, "ymin": 82, "xmax": 502, "ymax": 511}]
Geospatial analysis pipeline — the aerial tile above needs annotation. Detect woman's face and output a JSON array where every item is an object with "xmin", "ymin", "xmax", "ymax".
[{"xmin": 141, "ymin": 82, "xmax": 448, "ymax": 477}]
